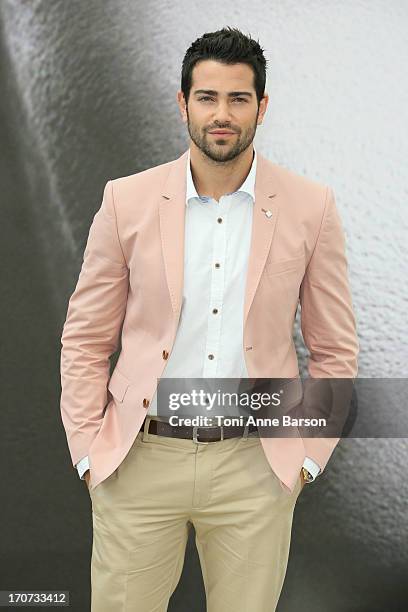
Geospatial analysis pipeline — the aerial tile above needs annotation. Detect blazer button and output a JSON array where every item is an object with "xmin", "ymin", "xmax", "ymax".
[
  {"xmin": 162, "ymin": 349, "xmax": 169, "ymax": 359},
  {"xmin": 143, "ymin": 398, "xmax": 150, "ymax": 408}
]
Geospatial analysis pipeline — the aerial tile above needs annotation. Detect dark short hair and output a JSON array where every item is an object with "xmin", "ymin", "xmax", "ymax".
[{"xmin": 181, "ymin": 27, "xmax": 268, "ymax": 106}]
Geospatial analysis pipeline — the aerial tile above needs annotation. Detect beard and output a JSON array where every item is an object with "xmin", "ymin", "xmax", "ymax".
[{"xmin": 186, "ymin": 107, "xmax": 259, "ymax": 163}]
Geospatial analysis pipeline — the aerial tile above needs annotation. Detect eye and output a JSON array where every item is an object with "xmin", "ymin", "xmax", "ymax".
[{"xmin": 197, "ymin": 96, "xmax": 247, "ymax": 103}]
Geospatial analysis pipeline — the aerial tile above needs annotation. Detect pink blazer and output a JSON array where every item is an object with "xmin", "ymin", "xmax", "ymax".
[{"xmin": 60, "ymin": 148, "xmax": 359, "ymax": 493}]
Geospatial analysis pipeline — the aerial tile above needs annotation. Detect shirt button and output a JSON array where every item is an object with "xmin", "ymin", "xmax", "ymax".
[
  {"xmin": 143, "ymin": 398, "xmax": 150, "ymax": 408},
  {"xmin": 162, "ymin": 349, "xmax": 169, "ymax": 359},
  {"xmin": 215, "ymin": 263, "xmax": 220, "ymax": 268},
  {"xmin": 208, "ymin": 354, "xmax": 214, "ymax": 360},
  {"xmin": 217, "ymin": 217, "xmax": 223, "ymax": 223},
  {"xmin": 212, "ymin": 308, "xmax": 218, "ymax": 314}
]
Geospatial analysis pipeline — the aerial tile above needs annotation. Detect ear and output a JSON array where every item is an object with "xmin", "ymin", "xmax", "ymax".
[
  {"xmin": 176, "ymin": 90, "xmax": 188, "ymax": 124},
  {"xmin": 257, "ymin": 92, "xmax": 269, "ymax": 126}
]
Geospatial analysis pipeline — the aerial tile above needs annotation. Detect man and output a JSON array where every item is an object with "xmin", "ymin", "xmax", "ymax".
[{"xmin": 60, "ymin": 26, "xmax": 359, "ymax": 612}]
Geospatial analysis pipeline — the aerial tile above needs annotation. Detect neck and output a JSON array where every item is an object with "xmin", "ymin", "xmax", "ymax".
[{"xmin": 189, "ymin": 142, "xmax": 254, "ymax": 202}]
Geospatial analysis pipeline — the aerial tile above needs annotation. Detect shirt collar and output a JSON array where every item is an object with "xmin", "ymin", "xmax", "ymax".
[{"xmin": 186, "ymin": 146, "xmax": 257, "ymax": 206}]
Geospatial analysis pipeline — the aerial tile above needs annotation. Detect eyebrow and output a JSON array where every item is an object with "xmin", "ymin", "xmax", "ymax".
[{"xmin": 193, "ymin": 89, "xmax": 253, "ymax": 98}]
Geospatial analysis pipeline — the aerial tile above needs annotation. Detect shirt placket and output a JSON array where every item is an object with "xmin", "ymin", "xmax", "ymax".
[{"xmin": 202, "ymin": 195, "xmax": 232, "ymax": 378}]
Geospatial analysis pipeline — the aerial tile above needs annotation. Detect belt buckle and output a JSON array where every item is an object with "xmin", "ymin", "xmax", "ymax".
[{"xmin": 193, "ymin": 425, "xmax": 224, "ymax": 444}]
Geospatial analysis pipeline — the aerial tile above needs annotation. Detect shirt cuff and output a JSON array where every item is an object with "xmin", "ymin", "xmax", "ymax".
[
  {"xmin": 302, "ymin": 456, "xmax": 321, "ymax": 481},
  {"xmin": 76, "ymin": 456, "xmax": 90, "ymax": 480}
]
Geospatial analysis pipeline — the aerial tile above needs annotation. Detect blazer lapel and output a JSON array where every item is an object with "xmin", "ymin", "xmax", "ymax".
[
  {"xmin": 159, "ymin": 148, "xmax": 280, "ymax": 330},
  {"xmin": 159, "ymin": 150, "xmax": 189, "ymax": 323},
  {"xmin": 243, "ymin": 151, "xmax": 280, "ymax": 328}
]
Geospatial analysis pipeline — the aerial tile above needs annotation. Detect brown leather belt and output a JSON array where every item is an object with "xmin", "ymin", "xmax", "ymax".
[{"xmin": 143, "ymin": 418, "xmax": 258, "ymax": 443}]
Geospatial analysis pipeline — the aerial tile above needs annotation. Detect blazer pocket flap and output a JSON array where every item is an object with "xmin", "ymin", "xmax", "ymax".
[
  {"xmin": 108, "ymin": 368, "xmax": 131, "ymax": 402},
  {"xmin": 266, "ymin": 253, "xmax": 305, "ymax": 275}
]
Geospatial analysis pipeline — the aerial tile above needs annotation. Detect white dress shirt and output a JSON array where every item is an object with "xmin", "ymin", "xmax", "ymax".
[{"xmin": 76, "ymin": 147, "xmax": 321, "ymax": 482}]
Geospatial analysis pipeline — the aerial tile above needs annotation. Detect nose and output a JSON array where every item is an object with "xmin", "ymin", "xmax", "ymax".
[{"xmin": 212, "ymin": 100, "xmax": 233, "ymax": 125}]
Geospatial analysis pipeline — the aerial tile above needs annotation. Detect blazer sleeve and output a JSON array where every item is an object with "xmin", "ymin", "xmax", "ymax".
[
  {"xmin": 60, "ymin": 180, "xmax": 129, "ymax": 468},
  {"xmin": 300, "ymin": 186, "xmax": 359, "ymax": 379},
  {"xmin": 298, "ymin": 186, "xmax": 359, "ymax": 471}
]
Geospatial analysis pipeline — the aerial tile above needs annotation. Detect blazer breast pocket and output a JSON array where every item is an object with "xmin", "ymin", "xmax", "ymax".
[
  {"xmin": 264, "ymin": 252, "xmax": 306, "ymax": 307},
  {"xmin": 264, "ymin": 253, "xmax": 305, "ymax": 276}
]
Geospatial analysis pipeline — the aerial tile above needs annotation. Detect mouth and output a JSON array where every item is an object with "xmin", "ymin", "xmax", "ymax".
[{"xmin": 209, "ymin": 131, "xmax": 236, "ymax": 136}]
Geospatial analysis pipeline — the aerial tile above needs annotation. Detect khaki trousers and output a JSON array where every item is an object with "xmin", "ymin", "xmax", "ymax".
[{"xmin": 89, "ymin": 416, "xmax": 302, "ymax": 611}]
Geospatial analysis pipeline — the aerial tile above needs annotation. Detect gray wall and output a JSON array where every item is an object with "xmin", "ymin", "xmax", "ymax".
[{"xmin": 1, "ymin": 1, "xmax": 407, "ymax": 610}]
